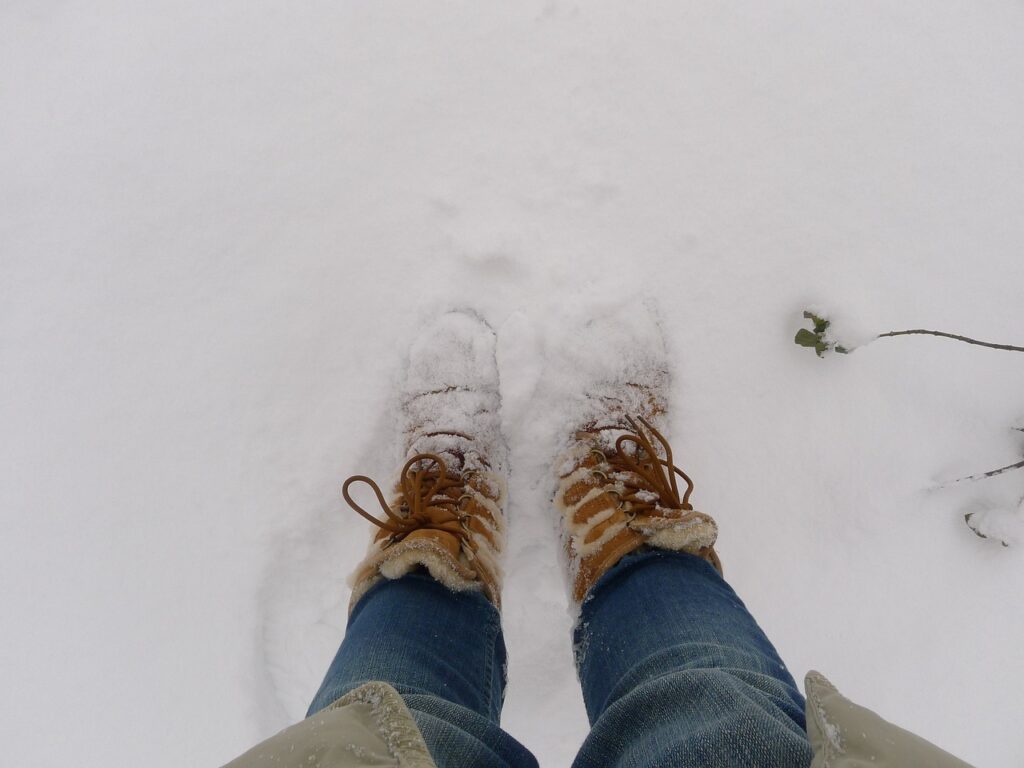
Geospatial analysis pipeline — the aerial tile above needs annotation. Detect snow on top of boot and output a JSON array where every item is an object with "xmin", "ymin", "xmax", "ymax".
[
  {"xmin": 543, "ymin": 298, "xmax": 672, "ymax": 454},
  {"xmin": 404, "ymin": 310, "xmax": 501, "ymax": 394},
  {"xmin": 400, "ymin": 310, "xmax": 507, "ymax": 475}
]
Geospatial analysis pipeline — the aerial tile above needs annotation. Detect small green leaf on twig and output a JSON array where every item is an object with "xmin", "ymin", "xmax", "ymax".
[
  {"xmin": 805, "ymin": 311, "xmax": 825, "ymax": 332},
  {"xmin": 794, "ymin": 311, "xmax": 850, "ymax": 357},
  {"xmin": 794, "ymin": 328, "xmax": 828, "ymax": 356}
]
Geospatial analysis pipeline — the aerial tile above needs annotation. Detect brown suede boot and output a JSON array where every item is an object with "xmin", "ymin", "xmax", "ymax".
[
  {"xmin": 344, "ymin": 311, "xmax": 507, "ymax": 612},
  {"xmin": 550, "ymin": 303, "xmax": 720, "ymax": 605}
]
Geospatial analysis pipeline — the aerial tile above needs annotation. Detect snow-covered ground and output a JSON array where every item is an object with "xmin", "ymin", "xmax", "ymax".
[{"xmin": 3, "ymin": 2, "xmax": 1023, "ymax": 766}]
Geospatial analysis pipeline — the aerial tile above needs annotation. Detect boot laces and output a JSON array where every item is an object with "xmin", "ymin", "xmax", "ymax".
[
  {"xmin": 590, "ymin": 415, "xmax": 695, "ymax": 514},
  {"xmin": 343, "ymin": 453, "xmax": 478, "ymax": 555}
]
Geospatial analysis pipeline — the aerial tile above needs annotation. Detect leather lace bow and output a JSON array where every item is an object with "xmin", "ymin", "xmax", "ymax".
[
  {"xmin": 595, "ymin": 415, "xmax": 695, "ymax": 514},
  {"xmin": 342, "ymin": 453, "xmax": 474, "ymax": 547}
]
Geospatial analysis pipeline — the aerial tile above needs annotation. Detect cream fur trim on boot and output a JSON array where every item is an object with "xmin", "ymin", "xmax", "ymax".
[{"xmin": 347, "ymin": 465, "xmax": 507, "ymax": 612}]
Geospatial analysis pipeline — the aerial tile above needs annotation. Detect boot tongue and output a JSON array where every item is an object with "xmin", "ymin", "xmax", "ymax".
[
  {"xmin": 580, "ymin": 423, "xmax": 641, "ymax": 456},
  {"xmin": 400, "ymin": 453, "xmax": 463, "ymax": 481},
  {"xmin": 435, "ymin": 449, "xmax": 466, "ymax": 474},
  {"xmin": 403, "ymin": 528, "xmax": 462, "ymax": 559},
  {"xmin": 407, "ymin": 434, "xmax": 476, "ymax": 474}
]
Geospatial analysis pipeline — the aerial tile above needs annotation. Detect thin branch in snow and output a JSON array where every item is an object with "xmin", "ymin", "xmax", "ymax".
[
  {"xmin": 949, "ymin": 458, "xmax": 1024, "ymax": 485},
  {"xmin": 877, "ymin": 329, "xmax": 1024, "ymax": 353},
  {"xmin": 794, "ymin": 309, "xmax": 1024, "ymax": 358}
]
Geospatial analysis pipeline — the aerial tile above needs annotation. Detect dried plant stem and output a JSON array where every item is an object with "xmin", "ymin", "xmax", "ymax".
[
  {"xmin": 877, "ymin": 329, "xmax": 1024, "ymax": 353},
  {"xmin": 951, "ymin": 458, "xmax": 1024, "ymax": 484}
]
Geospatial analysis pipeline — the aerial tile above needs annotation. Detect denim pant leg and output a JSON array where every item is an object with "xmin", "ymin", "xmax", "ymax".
[
  {"xmin": 571, "ymin": 550, "xmax": 814, "ymax": 768},
  {"xmin": 308, "ymin": 572, "xmax": 537, "ymax": 768}
]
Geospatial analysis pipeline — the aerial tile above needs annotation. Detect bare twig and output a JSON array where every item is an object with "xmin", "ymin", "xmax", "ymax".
[
  {"xmin": 877, "ymin": 329, "xmax": 1024, "ymax": 352},
  {"xmin": 794, "ymin": 312, "xmax": 1024, "ymax": 357},
  {"xmin": 950, "ymin": 458, "xmax": 1024, "ymax": 484}
]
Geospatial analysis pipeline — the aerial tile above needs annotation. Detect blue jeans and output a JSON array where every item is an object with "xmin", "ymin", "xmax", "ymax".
[{"xmin": 308, "ymin": 551, "xmax": 814, "ymax": 767}]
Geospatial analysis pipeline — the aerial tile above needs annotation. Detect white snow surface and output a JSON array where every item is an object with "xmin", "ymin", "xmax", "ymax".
[{"xmin": 3, "ymin": 3, "xmax": 1024, "ymax": 766}]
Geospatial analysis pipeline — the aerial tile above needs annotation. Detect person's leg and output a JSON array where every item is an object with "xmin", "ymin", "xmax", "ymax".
[
  {"xmin": 308, "ymin": 571, "xmax": 537, "ymax": 768},
  {"xmin": 537, "ymin": 302, "xmax": 812, "ymax": 766},
  {"xmin": 307, "ymin": 311, "xmax": 535, "ymax": 767},
  {"xmin": 571, "ymin": 549, "xmax": 812, "ymax": 768}
]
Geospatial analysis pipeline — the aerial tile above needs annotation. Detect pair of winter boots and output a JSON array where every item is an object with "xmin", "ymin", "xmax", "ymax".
[{"xmin": 345, "ymin": 309, "xmax": 719, "ymax": 612}]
